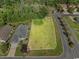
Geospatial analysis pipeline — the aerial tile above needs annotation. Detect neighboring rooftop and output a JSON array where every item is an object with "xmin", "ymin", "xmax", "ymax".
[
  {"xmin": 11, "ymin": 24, "xmax": 28, "ymax": 44},
  {"xmin": 0, "ymin": 25, "xmax": 12, "ymax": 42}
]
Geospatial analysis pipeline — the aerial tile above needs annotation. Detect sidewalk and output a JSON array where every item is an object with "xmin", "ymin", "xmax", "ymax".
[{"xmin": 7, "ymin": 43, "xmax": 18, "ymax": 57}]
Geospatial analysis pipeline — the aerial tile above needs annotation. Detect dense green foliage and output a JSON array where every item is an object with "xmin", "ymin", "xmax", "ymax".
[
  {"xmin": 0, "ymin": 0, "xmax": 48, "ymax": 26},
  {"xmin": 67, "ymin": 7, "xmax": 75, "ymax": 13},
  {"xmin": 0, "ymin": 42, "xmax": 11, "ymax": 56},
  {"xmin": 0, "ymin": 0, "xmax": 79, "ymax": 26}
]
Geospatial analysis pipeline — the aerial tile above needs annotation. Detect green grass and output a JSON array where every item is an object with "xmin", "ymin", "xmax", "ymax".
[
  {"xmin": 27, "ymin": 17, "xmax": 63, "ymax": 56},
  {"xmin": 63, "ymin": 16, "xmax": 79, "ymax": 41},
  {"xmin": 63, "ymin": 17, "xmax": 79, "ymax": 29},
  {"xmin": 15, "ymin": 40, "xmax": 28, "ymax": 56},
  {"xmin": 0, "ymin": 42, "xmax": 10, "ymax": 56},
  {"xmin": 28, "ymin": 17, "xmax": 57, "ymax": 50},
  {"xmin": 76, "ymin": 31, "xmax": 79, "ymax": 40},
  {"xmin": 15, "ymin": 45, "xmax": 25, "ymax": 56}
]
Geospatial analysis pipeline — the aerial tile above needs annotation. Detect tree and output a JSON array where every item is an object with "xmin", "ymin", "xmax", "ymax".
[
  {"xmin": 67, "ymin": 7, "xmax": 75, "ymax": 13},
  {"xmin": 77, "ymin": 8, "xmax": 79, "ymax": 12},
  {"xmin": 38, "ymin": 6, "xmax": 48, "ymax": 18},
  {"xmin": 20, "ymin": 44, "xmax": 27, "ymax": 55},
  {"xmin": 1, "ymin": 42, "xmax": 10, "ymax": 53}
]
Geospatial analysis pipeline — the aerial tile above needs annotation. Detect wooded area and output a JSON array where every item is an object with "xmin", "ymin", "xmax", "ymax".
[{"xmin": 0, "ymin": 0, "xmax": 79, "ymax": 26}]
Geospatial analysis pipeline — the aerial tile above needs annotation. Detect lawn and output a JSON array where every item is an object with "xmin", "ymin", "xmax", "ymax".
[
  {"xmin": 27, "ymin": 16, "xmax": 63, "ymax": 56},
  {"xmin": 15, "ymin": 43, "xmax": 25, "ymax": 56},
  {"xmin": 28, "ymin": 17, "xmax": 57, "ymax": 50},
  {"xmin": 15, "ymin": 40, "xmax": 28, "ymax": 56},
  {"xmin": 63, "ymin": 16, "xmax": 79, "ymax": 41}
]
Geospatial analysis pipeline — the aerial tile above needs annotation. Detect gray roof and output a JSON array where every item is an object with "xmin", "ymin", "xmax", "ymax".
[
  {"xmin": 0, "ymin": 25, "xmax": 12, "ymax": 42},
  {"xmin": 11, "ymin": 24, "xmax": 28, "ymax": 43}
]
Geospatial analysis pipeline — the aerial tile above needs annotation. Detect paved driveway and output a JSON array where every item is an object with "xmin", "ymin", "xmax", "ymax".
[{"xmin": 8, "ymin": 24, "xmax": 29, "ymax": 57}]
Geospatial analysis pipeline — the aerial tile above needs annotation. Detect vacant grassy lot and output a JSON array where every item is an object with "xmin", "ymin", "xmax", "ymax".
[
  {"xmin": 26, "ymin": 16, "xmax": 63, "ymax": 56},
  {"xmin": 28, "ymin": 17, "xmax": 57, "ymax": 50},
  {"xmin": 63, "ymin": 16, "xmax": 79, "ymax": 41}
]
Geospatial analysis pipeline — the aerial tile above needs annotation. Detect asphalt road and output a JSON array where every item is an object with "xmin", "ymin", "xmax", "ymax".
[
  {"xmin": 62, "ymin": 15, "xmax": 79, "ymax": 58},
  {"xmin": 62, "ymin": 13, "xmax": 79, "ymax": 16},
  {"xmin": 54, "ymin": 12, "xmax": 79, "ymax": 59},
  {"xmin": 62, "ymin": 13, "xmax": 79, "ymax": 58},
  {"xmin": 53, "ymin": 12, "xmax": 73, "ymax": 59}
]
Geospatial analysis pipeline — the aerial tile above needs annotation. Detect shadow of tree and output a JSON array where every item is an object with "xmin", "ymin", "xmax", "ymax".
[{"xmin": 33, "ymin": 19, "xmax": 44, "ymax": 25}]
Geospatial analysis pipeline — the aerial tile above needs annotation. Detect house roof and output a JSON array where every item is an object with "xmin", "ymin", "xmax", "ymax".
[
  {"xmin": 0, "ymin": 25, "xmax": 12, "ymax": 42},
  {"xmin": 11, "ymin": 24, "xmax": 28, "ymax": 43}
]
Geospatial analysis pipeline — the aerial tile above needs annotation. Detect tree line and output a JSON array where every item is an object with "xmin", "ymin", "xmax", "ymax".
[{"xmin": 0, "ymin": 0, "xmax": 79, "ymax": 26}]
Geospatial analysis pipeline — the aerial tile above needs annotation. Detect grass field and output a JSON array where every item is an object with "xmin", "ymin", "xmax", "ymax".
[
  {"xmin": 15, "ymin": 16, "xmax": 63, "ymax": 56},
  {"xmin": 28, "ymin": 17, "xmax": 57, "ymax": 50},
  {"xmin": 63, "ymin": 16, "xmax": 79, "ymax": 41}
]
